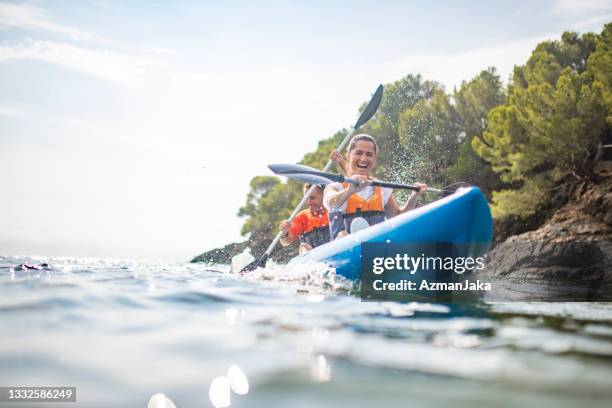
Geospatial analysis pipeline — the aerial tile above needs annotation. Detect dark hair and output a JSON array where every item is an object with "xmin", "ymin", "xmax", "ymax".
[
  {"xmin": 348, "ymin": 134, "xmax": 378, "ymax": 154},
  {"xmin": 304, "ymin": 183, "xmax": 324, "ymax": 193}
]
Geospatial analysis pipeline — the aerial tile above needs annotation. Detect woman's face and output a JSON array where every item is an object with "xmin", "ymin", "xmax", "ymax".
[{"xmin": 348, "ymin": 140, "xmax": 377, "ymax": 176}]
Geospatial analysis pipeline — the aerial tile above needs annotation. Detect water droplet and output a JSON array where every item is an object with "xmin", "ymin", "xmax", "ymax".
[
  {"xmin": 227, "ymin": 365, "xmax": 249, "ymax": 395},
  {"xmin": 209, "ymin": 376, "xmax": 231, "ymax": 408},
  {"xmin": 147, "ymin": 393, "xmax": 176, "ymax": 408}
]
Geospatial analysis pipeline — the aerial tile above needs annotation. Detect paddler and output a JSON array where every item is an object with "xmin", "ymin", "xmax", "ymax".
[
  {"xmin": 278, "ymin": 183, "xmax": 330, "ymax": 254},
  {"xmin": 324, "ymin": 134, "xmax": 427, "ymax": 239}
]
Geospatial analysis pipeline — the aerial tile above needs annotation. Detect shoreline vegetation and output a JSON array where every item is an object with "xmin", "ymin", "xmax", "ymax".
[{"xmin": 192, "ymin": 24, "xmax": 612, "ymax": 267}]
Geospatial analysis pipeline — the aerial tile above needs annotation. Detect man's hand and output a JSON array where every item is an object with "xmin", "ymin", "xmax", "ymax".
[
  {"xmin": 330, "ymin": 150, "xmax": 345, "ymax": 166},
  {"xmin": 279, "ymin": 220, "xmax": 292, "ymax": 233}
]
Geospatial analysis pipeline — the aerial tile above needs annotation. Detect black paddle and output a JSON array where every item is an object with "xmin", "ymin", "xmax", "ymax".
[
  {"xmin": 240, "ymin": 85, "xmax": 384, "ymax": 273},
  {"xmin": 268, "ymin": 163, "xmax": 469, "ymax": 195}
]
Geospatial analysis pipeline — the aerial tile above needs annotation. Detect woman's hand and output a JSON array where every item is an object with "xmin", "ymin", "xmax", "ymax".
[
  {"xmin": 349, "ymin": 174, "xmax": 372, "ymax": 193},
  {"xmin": 392, "ymin": 182, "xmax": 428, "ymax": 215},
  {"xmin": 413, "ymin": 182, "xmax": 428, "ymax": 197}
]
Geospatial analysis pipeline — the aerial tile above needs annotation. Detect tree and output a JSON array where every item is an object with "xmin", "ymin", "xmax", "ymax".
[
  {"xmin": 473, "ymin": 29, "xmax": 608, "ymax": 219},
  {"xmin": 588, "ymin": 23, "xmax": 612, "ymax": 128},
  {"xmin": 363, "ymin": 74, "xmax": 440, "ymax": 184},
  {"xmin": 446, "ymin": 68, "xmax": 506, "ymax": 193},
  {"xmin": 394, "ymin": 68, "xmax": 505, "ymax": 194},
  {"xmin": 397, "ymin": 89, "xmax": 462, "ymax": 186}
]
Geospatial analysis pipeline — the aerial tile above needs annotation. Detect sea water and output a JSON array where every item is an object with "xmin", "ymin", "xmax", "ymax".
[{"xmin": 1, "ymin": 255, "xmax": 611, "ymax": 407}]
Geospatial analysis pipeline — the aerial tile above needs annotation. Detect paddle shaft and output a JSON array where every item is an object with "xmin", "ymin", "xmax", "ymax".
[
  {"xmin": 346, "ymin": 178, "xmax": 443, "ymax": 194},
  {"xmin": 261, "ymin": 127, "xmax": 359, "ymax": 258}
]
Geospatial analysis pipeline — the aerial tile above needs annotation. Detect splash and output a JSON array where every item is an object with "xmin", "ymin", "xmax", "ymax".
[
  {"xmin": 241, "ymin": 259, "xmax": 355, "ymax": 295},
  {"xmin": 230, "ymin": 247, "xmax": 255, "ymax": 274}
]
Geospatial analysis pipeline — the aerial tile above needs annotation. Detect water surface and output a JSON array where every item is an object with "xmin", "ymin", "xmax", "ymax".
[{"xmin": 1, "ymin": 255, "xmax": 611, "ymax": 407}]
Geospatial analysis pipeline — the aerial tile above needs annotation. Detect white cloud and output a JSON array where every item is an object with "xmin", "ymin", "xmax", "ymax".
[
  {"xmin": 553, "ymin": 0, "xmax": 612, "ymax": 15},
  {"xmin": 0, "ymin": 40, "xmax": 161, "ymax": 86},
  {"xmin": 0, "ymin": 105, "xmax": 27, "ymax": 116},
  {"xmin": 150, "ymin": 46, "xmax": 178, "ymax": 56},
  {"xmin": 570, "ymin": 13, "xmax": 612, "ymax": 30},
  {"xmin": 0, "ymin": 2, "xmax": 104, "ymax": 42},
  {"xmin": 383, "ymin": 35, "xmax": 554, "ymax": 90}
]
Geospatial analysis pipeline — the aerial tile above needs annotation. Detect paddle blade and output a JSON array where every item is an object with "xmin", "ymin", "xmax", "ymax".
[
  {"xmin": 268, "ymin": 163, "xmax": 344, "ymax": 184},
  {"xmin": 354, "ymin": 84, "xmax": 383, "ymax": 129},
  {"xmin": 240, "ymin": 253, "xmax": 268, "ymax": 274}
]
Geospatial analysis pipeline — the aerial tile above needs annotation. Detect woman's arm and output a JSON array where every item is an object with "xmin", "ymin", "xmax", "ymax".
[
  {"xmin": 330, "ymin": 150, "xmax": 347, "ymax": 175},
  {"xmin": 324, "ymin": 176, "xmax": 371, "ymax": 209},
  {"xmin": 384, "ymin": 183, "xmax": 427, "ymax": 217},
  {"xmin": 325, "ymin": 184, "xmax": 355, "ymax": 208}
]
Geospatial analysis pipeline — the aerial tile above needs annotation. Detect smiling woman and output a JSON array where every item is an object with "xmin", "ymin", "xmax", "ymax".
[{"xmin": 323, "ymin": 134, "xmax": 428, "ymax": 239}]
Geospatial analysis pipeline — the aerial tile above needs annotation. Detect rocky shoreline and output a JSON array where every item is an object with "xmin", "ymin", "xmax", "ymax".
[{"xmin": 479, "ymin": 161, "xmax": 612, "ymax": 282}]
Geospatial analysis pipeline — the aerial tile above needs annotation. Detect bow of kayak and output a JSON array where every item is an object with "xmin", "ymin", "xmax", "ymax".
[{"xmin": 288, "ymin": 186, "xmax": 493, "ymax": 280}]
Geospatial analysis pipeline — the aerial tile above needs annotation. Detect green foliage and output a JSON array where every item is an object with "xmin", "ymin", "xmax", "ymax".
[
  {"xmin": 398, "ymin": 89, "xmax": 461, "ymax": 185},
  {"xmin": 446, "ymin": 68, "xmax": 506, "ymax": 192},
  {"xmin": 512, "ymin": 31, "xmax": 597, "ymax": 90},
  {"xmin": 395, "ymin": 68, "xmax": 505, "ymax": 193},
  {"xmin": 588, "ymin": 23, "xmax": 612, "ymax": 126},
  {"xmin": 300, "ymin": 130, "xmax": 346, "ymax": 171},
  {"xmin": 454, "ymin": 68, "xmax": 506, "ymax": 140},
  {"xmin": 372, "ymin": 74, "xmax": 439, "ymax": 135},
  {"xmin": 489, "ymin": 177, "xmax": 548, "ymax": 219},
  {"xmin": 237, "ymin": 176, "xmax": 283, "ymax": 236},
  {"xmin": 363, "ymin": 74, "xmax": 440, "ymax": 183},
  {"xmin": 473, "ymin": 27, "xmax": 609, "ymax": 219}
]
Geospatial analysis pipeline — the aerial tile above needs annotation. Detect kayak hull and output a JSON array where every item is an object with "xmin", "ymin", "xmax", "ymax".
[{"xmin": 289, "ymin": 187, "xmax": 493, "ymax": 281}]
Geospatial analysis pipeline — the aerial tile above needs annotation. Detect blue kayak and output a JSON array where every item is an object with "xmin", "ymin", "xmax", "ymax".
[{"xmin": 288, "ymin": 186, "xmax": 493, "ymax": 280}]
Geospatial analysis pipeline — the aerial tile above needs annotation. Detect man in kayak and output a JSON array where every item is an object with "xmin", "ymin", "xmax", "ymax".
[
  {"xmin": 279, "ymin": 183, "xmax": 330, "ymax": 253},
  {"xmin": 324, "ymin": 134, "xmax": 427, "ymax": 239}
]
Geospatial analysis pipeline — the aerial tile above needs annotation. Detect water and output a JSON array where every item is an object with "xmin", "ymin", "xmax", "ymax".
[{"xmin": 1, "ymin": 255, "xmax": 611, "ymax": 408}]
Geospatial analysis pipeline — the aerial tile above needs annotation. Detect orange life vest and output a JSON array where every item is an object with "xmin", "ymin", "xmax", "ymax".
[
  {"xmin": 296, "ymin": 209, "xmax": 330, "ymax": 248},
  {"xmin": 345, "ymin": 183, "xmax": 385, "ymax": 214},
  {"xmin": 329, "ymin": 182, "xmax": 386, "ymax": 239}
]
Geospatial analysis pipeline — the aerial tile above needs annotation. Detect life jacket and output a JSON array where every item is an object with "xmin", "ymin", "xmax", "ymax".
[
  {"xmin": 329, "ymin": 183, "xmax": 386, "ymax": 239},
  {"xmin": 298, "ymin": 209, "xmax": 331, "ymax": 248}
]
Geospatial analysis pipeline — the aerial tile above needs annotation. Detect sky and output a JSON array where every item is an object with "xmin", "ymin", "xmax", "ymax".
[{"xmin": 0, "ymin": 0, "xmax": 610, "ymax": 262}]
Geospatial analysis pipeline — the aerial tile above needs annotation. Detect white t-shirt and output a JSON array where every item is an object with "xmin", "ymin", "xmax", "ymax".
[{"xmin": 323, "ymin": 182, "xmax": 393, "ymax": 212}]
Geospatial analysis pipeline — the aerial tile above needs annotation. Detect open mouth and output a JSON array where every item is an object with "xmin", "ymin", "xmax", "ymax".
[{"xmin": 356, "ymin": 163, "xmax": 369, "ymax": 169}]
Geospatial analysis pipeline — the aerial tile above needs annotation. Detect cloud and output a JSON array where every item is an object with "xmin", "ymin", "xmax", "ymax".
[
  {"xmin": 0, "ymin": 4, "xmax": 166, "ymax": 87},
  {"xmin": 0, "ymin": 105, "xmax": 28, "ymax": 117},
  {"xmin": 570, "ymin": 13, "xmax": 612, "ymax": 30},
  {"xmin": 150, "ymin": 46, "xmax": 178, "ymax": 56},
  {"xmin": 0, "ymin": 40, "xmax": 162, "ymax": 86},
  {"xmin": 383, "ymin": 35, "xmax": 552, "ymax": 91},
  {"xmin": 553, "ymin": 0, "xmax": 612, "ymax": 15},
  {"xmin": 0, "ymin": 2, "xmax": 103, "ymax": 42}
]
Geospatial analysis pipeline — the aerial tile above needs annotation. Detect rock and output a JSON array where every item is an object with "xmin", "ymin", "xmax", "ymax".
[
  {"xmin": 191, "ymin": 241, "xmax": 249, "ymax": 264},
  {"xmin": 478, "ymin": 161, "xmax": 612, "ymax": 284},
  {"xmin": 477, "ymin": 161, "xmax": 612, "ymax": 285},
  {"xmin": 480, "ymin": 241, "xmax": 612, "ymax": 282}
]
